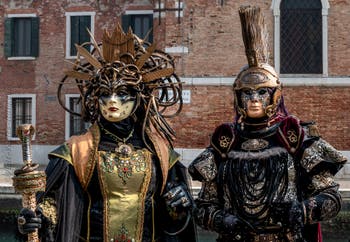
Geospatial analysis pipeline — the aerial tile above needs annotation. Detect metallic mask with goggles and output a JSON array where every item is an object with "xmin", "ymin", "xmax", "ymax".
[{"xmin": 233, "ymin": 6, "xmax": 282, "ymax": 121}]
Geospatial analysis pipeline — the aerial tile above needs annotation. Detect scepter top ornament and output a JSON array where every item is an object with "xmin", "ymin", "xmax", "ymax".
[
  {"xmin": 16, "ymin": 124, "xmax": 39, "ymax": 173},
  {"xmin": 13, "ymin": 123, "xmax": 46, "ymax": 242}
]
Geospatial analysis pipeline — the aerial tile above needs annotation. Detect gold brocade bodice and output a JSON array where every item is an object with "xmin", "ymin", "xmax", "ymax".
[{"xmin": 97, "ymin": 145, "xmax": 152, "ymax": 242}]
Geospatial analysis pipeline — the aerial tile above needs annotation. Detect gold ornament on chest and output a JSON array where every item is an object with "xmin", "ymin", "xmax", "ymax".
[
  {"xmin": 99, "ymin": 124, "xmax": 148, "ymax": 184},
  {"xmin": 101, "ymin": 143, "xmax": 147, "ymax": 185},
  {"xmin": 241, "ymin": 138, "xmax": 269, "ymax": 151}
]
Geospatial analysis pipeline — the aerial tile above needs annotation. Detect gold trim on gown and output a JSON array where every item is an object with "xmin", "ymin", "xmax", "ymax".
[{"xmin": 97, "ymin": 146, "xmax": 152, "ymax": 241}]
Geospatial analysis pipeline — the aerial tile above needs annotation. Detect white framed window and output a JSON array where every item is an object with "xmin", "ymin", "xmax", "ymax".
[
  {"xmin": 4, "ymin": 14, "xmax": 39, "ymax": 60},
  {"xmin": 65, "ymin": 11, "xmax": 95, "ymax": 59},
  {"xmin": 65, "ymin": 94, "xmax": 90, "ymax": 140},
  {"xmin": 271, "ymin": 0, "xmax": 329, "ymax": 76},
  {"xmin": 7, "ymin": 94, "xmax": 36, "ymax": 141}
]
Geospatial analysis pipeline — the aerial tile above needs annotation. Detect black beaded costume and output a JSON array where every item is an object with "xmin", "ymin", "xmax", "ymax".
[{"xmin": 188, "ymin": 6, "xmax": 347, "ymax": 242}]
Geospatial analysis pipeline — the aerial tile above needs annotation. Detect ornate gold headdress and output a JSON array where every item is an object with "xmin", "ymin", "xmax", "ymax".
[
  {"xmin": 57, "ymin": 24, "xmax": 182, "ymax": 146},
  {"xmin": 234, "ymin": 6, "xmax": 281, "ymax": 118}
]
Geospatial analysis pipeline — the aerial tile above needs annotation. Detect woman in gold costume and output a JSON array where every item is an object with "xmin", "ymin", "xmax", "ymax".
[{"xmin": 17, "ymin": 24, "xmax": 196, "ymax": 242}]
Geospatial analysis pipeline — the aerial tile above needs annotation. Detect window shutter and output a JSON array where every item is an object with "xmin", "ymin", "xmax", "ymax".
[
  {"xmin": 146, "ymin": 15, "xmax": 153, "ymax": 43},
  {"xmin": 4, "ymin": 18, "xmax": 13, "ymax": 57},
  {"xmin": 122, "ymin": 15, "xmax": 131, "ymax": 33},
  {"xmin": 122, "ymin": 14, "xmax": 153, "ymax": 43},
  {"xmin": 31, "ymin": 17, "xmax": 39, "ymax": 57},
  {"xmin": 70, "ymin": 16, "xmax": 91, "ymax": 56},
  {"xmin": 79, "ymin": 16, "xmax": 91, "ymax": 52},
  {"xmin": 70, "ymin": 16, "xmax": 79, "ymax": 56},
  {"xmin": 79, "ymin": 16, "xmax": 91, "ymax": 42}
]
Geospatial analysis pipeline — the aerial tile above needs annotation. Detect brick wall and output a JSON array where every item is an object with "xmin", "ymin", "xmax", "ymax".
[
  {"xmin": 328, "ymin": 0, "xmax": 350, "ymax": 75},
  {"xmin": 0, "ymin": 0, "xmax": 349, "ymax": 154},
  {"xmin": 170, "ymin": 85, "xmax": 350, "ymax": 150}
]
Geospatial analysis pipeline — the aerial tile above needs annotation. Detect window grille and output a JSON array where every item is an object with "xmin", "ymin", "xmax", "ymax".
[
  {"xmin": 11, "ymin": 98, "xmax": 32, "ymax": 137},
  {"xmin": 280, "ymin": 0, "xmax": 322, "ymax": 74}
]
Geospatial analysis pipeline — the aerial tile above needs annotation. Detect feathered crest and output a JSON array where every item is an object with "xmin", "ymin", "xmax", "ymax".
[
  {"xmin": 57, "ymin": 24, "xmax": 182, "ymax": 147},
  {"xmin": 234, "ymin": 6, "xmax": 282, "ymax": 122},
  {"xmin": 238, "ymin": 5, "xmax": 269, "ymax": 67}
]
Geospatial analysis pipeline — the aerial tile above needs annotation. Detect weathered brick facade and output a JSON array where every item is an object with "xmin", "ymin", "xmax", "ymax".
[
  {"xmin": 170, "ymin": 85, "xmax": 350, "ymax": 151},
  {"xmin": 0, "ymin": 0, "xmax": 349, "ymax": 156}
]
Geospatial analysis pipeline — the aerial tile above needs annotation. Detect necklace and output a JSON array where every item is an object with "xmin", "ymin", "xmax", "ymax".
[
  {"xmin": 100, "ymin": 124, "xmax": 134, "ymax": 144},
  {"xmin": 99, "ymin": 124, "xmax": 146, "ymax": 185}
]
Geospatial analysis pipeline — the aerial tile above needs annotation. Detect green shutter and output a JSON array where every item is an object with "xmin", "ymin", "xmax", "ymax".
[
  {"xmin": 122, "ymin": 15, "xmax": 131, "ymax": 33},
  {"xmin": 79, "ymin": 16, "xmax": 91, "ymax": 52},
  {"xmin": 70, "ymin": 16, "xmax": 91, "ymax": 56},
  {"xmin": 147, "ymin": 14, "xmax": 153, "ymax": 43},
  {"xmin": 79, "ymin": 16, "xmax": 91, "ymax": 43},
  {"xmin": 122, "ymin": 15, "xmax": 153, "ymax": 43},
  {"xmin": 70, "ymin": 16, "xmax": 79, "ymax": 56},
  {"xmin": 4, "ymin": 18, "xmax": 13, "ymax": 57},
  {"xmin": 31, "ymin": 17, "xmax": 39, "ymax": 57}
]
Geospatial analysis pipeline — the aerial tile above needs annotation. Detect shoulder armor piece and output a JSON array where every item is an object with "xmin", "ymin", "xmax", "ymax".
[
  {"xmin": 277, "ymin": 115, "xmax": 304, "ymax": 154},
  {"xmin": 210, "ymin": 123, "xmax": 236, "ymax": 158},
  {"xmin": 188, "ymin": 148, "xmax": 217, "ymax": 182},
  {"xmin": 300, "ymin": 138, "xmax": 347, "ymax": 174}
]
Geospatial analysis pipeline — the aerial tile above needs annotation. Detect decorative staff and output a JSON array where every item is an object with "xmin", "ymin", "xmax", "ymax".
[{"xmin": 12, "ymin": 124, "xmax": 46, "ymax": 242}]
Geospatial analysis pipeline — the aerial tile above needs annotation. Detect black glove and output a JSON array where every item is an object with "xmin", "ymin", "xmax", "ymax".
[
  {"xmin": 163, "ymin": 183, "xmax": 192, "ymax": 209},
  {"xmin": 212, "ymin": 211, "xmax": 253, "ymax": 239},
  {"xmin": 288, "ymin": 201, "xmax": 304, "ymax": 240},
  {"xmin": 272, "ymin": 201, "xmax": 304, "ymax": 240},
  {"xmin": 17, "ymin": 207, "xmax": 42, "ymax": 235}
]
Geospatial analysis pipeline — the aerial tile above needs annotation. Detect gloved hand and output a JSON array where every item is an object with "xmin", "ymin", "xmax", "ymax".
[
  {"xmin": 212, "ymin": 210, "xmax": 252, "ymax": 238},
  {"xmin": 272, "ymin": 200, "xmax": 304, "ymax": 240},
  {"xmin": 17, "ymin": 207, "xmax": 42, "ymax": 235},
  {"xmin": 163, "ymin": 183, "xmax": 192, "ymax": 209},
  {"xmin": 288, "ymin": 201, "xmax": 304, "ymax": 240}
]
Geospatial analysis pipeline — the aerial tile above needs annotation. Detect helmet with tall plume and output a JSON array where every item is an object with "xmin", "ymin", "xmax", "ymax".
[{"xmin": 234, "ymin": 6, "xmax": 282, "ymax": 120}]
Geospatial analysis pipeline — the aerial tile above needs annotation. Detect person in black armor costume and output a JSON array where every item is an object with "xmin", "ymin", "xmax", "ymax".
[
  {"xmin": 17, "ymin": 24, "xmax": 197, "ymax": 242},
  {"xmin": 188, "ymin": 5, "xmax": 347, "ymax": 242}
]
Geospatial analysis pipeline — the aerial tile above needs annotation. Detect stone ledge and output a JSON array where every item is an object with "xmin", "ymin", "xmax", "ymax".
[
  {"xmin": 0, "ymin": 185, "xmax": 15, "ymax": 194},
  {"xmin": 340, "ymin": 189, "xmax": 350, "ymax": 200}
]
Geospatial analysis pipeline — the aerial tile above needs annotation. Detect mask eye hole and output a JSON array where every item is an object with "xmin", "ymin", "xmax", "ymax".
[
  {"xmin": 257, "ymin": 88, "xmax": 268, "ymax": 95},
  {"xmin": 114, "ymin": 88, "xmax": 136, "ymax": 103},
  {"xmin": 242, "ymin": 89, "xmax": 253, "ymax": 96},
  {"xmin": 116, "ymin": 90, "xmax": 128, "ymax": 98},
  {"xmin": 100, "ymin": 89, "xmax": 111, "ymax": 98}
]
